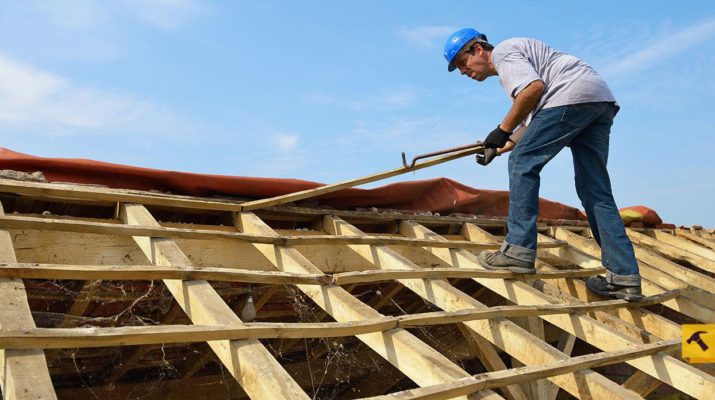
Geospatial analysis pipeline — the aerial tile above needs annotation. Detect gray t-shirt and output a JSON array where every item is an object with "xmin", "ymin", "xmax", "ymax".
[{"xmin": 492, "ymin": 38, "xmax": 615, "ymax": 126}]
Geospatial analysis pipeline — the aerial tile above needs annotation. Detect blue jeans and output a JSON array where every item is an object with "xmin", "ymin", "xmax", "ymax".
[{"xmin": 501, "ymin": 102, "xmax": 640, "ymax": 286}]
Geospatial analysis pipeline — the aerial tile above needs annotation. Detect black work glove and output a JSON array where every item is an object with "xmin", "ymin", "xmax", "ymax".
[
  {"xmin": 484, "ymin": 126, "xmax": 511, "ymax": 149},
  {"xmin": 476, "ymin": 148, "xmax": 498, "ymax": 166}
]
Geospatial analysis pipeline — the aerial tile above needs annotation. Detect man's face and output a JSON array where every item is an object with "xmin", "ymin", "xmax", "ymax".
[{"xmin": 454, "ymin": 45, "xmax": 490, "ymax": 81}]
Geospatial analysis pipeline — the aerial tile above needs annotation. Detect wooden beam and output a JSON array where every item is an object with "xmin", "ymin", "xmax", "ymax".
[
  {"xmin": 0, "ymin": 262, "xmax": 330, "ymax": 285},
  {"xmin": 453, "ymin": 223, "xmax": 715, "ymax": 399},
  {"xmin": 0, "ymin": 178, "xmax": 511, "ymax": 228},
  {"xmin": 455, "ymin": 324, "xmax": 529, "ymax": 400},
  {"xmin": 675, "ymin": 229, "xmax": 715, "ymax": 251},
  {"xmin": 331, "ymin": 267, "xmax": 603, "ymax": 285},
  {"xmin": 550, "ymin": 227, "xmax": 715, "ymax": 322},
  {"xmin": 0, "ymin": 202, "xmax": 57, "ymax": 400},
  {"xmin": 326, "ymin": 216, "xmax": 637, "ymax": 400},
  {"xmin": 235, "ymin": 211, "xmax": 505, "ymax": 400},
  {"xmin": 644, "ymin": 229, "xmax": 715, "ymax": 260},
  {"xmin": 119, "ymin": 203, "xmax": 309, "ymax": 400},
  {"xmin": 519, "ymin": 317, "xmax": 552, "ymax": 400},
  {"xmin": 547, "ymin": 333, "xmax": 576, "ymax": 400},
  {"xmin": 364, "ymin": 339, "xmax": 680, "ymax": 400},
  {"xmin": 621, "ymin": 371, "xmax": 663, "ymax": 398},
  {"xmin": 529, "ymin": 231, "xmax": 715, "ymax": 384},
  {"xmin": 626, "ymin": 228, "xmax": 715, "ymax": 273},
  {"xmin": 0, "ymin": 294, "xmax": 676, "ymax": 349},
  {"xmin": 0, "ymin": 262, "xmax": 602, "ymax": 285},
  {"xmin": 0, "ymin": 214, "xmax": 559, "ymax": 250}
]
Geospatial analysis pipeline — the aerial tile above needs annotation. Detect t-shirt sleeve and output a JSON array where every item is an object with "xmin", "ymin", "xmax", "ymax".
[{"xmin": 493, "ymin": 48, "xmax": 542, "ymax": 98}]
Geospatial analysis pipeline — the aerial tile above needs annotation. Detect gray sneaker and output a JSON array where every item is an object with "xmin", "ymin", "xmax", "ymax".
[
  {"xmin": 477, "ymin": 251, "xmax": 536, "ymax": 274},
  {"xmin": 586, "ymin": 275, "xmax": 644, "ymax": 302}
]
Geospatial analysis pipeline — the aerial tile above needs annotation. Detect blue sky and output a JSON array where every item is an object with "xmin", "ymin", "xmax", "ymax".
[{"xmin": 1, "ymin": 1, "xmax": 714, "ymax": 227}]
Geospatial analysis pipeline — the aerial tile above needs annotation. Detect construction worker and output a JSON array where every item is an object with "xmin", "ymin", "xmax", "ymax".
[{"xmin": 444, "ymin": 28, "xmax": 643, "ymax": 301}]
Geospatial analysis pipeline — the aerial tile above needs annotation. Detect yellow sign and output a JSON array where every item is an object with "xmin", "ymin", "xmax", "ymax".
[{"xmin": 682, "ymin": 324, "xmax": 715, "ymax": 363}]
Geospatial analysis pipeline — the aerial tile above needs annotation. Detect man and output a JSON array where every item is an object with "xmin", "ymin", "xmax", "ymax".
[{"xmin": 444, "ymin": 28, "xmax": 643, "ymax": 301}]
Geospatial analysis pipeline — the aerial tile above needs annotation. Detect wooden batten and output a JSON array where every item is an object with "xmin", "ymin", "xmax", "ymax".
[
  {"xmin": 421, "ymin": 221, "xmax": 714, "ymax": 399},
  {"xmin": 119, "ymin": 204, "xmax": 309, "ymax": 400},
  {"xmin": 235, "ymin": 211, "xmax": 505, "ymax": 400},
  {"xmin": 0, "ymin": 177, "xmax": 712, "ymax": 400},
  {"xmin": 0, "ymin": 202, "xmax": 57, "ymax": 399},
  {"xmin": 325, "ymin": 216, "xmax": 637, "ymax": 400}
]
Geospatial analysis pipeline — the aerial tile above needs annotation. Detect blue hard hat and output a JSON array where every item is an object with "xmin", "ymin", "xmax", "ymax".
[{"xmin": 444, "ymin": 28, "xmax": 487, "ymax": 72}]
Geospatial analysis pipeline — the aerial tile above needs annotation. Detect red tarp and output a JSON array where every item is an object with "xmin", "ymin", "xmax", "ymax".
[{"xmin": 0, "ymin": 147, "xmax": 588, "ymax": 220}]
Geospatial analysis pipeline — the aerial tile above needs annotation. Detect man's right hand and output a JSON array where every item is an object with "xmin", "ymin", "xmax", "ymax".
[
  {"xmin": 484, "ymin": 126, "xmax": 511, "ymax": 149},
  {"xmin": 476, "ymin": 148, "xmax": 498, "ymax": 166}
]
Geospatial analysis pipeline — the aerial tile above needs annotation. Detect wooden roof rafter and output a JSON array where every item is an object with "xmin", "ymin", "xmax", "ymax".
[{"xmin": 0, "ymin": 177, "xmax": 713, "ymax": 399}]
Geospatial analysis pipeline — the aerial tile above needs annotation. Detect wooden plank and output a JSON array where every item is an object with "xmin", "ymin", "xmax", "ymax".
[
  {"xmin": 0, "ymin": 202, "xmax": 57, "ymax": 400},
  {"xmin": 0, "ymin": 214, "xmax": 551, "ymax": 250},
  {"xmin": 550, "ymin": 227, "xmax": 715, "ymax": 322},
  {"xmin": 0, "ymin": 262, "xmax": 329, "ymax": 285},
  {"xmin": 326, "ymin": 216, "xmax": 639, "ymax": 400},
  {"xmin": 552, "ymin": 227, "xmax": 715, "ymax": 292},
  {"xmin": 537, "ymin": 231, "xmax": 715, "ymax": 372},
  {"xmin": 119, "ymin": 203, "xmax": 309, "ymax": 400},
  {"xmin": 675, "ymin": 229, "xmax": 715, "ymax": 251},
  {"xmin": 238, "ymin": 145, "xmax": 484, "ymax": 211},
  {"xmin": 0, "ymin": 178, "xmax": 245, "ymax": 212},
  {"xmin": 332, "ymin": 267, "xmax": 603, "ymax": 285},
  {"xmin": 0, "ymin": 294, "xmax": 677, "ymax": 349},
  {"xmin": 260, "ymin": 205, "xmax": 509, "ymax": 228},
  {"xmin": 364, "ymin": 339, "xmax": 680, "ymax": 400},
  {"xmin": 523, "ymin": 317, "xmax": 552, "ymax": 400},
  {"xmin": 453, "ymin": 223, "xmax": 715, "ymax": 399},
  {"xmin": 0, "ymin": 320, "xmax": 398, "ymax": 348},
  {"xmin": 645, "ymin": 229, "xmax": 715, "ymax": 260},
  {"xmin": 0, "ymin": 262, "xmax": 601, "ymax": 285},
  {"xmin": 621, "ymin": 371, "xmax": 663, "ymax": 398},
  {"xmin": 548, "ymin": 333, "xmax": 576, "ymax": 400},
  {"xmin": 235, "ymin": 212, "xmax": 504, "ymax": 400},
  {"xmin": 626, "ymin": 228, "xmax": 715, "ymax": 273},
  {"xmin": 0, "ymin": 178, "xmax": 510, "ymax": 228},
  {"xmin": 455, "ymin": 324, "xmax": 529, "ymax": 400}
]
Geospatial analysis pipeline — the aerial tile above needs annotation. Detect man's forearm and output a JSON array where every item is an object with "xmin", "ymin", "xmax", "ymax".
[{"xmin": 499, "ymin": 80, "xmax": 544, "ymax": 132}]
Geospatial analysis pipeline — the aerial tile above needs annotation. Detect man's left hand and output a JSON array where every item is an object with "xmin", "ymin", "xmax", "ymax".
[{"xmin": 476, "ymin": 148, "xmax": 498, "ymax": 166}]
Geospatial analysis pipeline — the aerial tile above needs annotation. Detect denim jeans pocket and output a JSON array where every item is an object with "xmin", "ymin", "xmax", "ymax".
[{"xmin": 559, "ymin": 103, "xmax": 607, "ymax": 128}]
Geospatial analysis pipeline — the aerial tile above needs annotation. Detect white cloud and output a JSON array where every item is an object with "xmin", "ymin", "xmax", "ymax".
[
  {"xmin": 602, "ymin": 17, "xmax": 715, "ymax": 77},
  {"xmin": 122, "ymin": 0, "xmax": 211, "ymax": 30},
  {"xmin": 398, "ymin": 26, "xmax": 455, "ymax": 48},
  {"xmin": 273, "ymin": 134, "xmax": 299, "ymax": 150},
  {"xmin": 0, "ymin": 53, "xmax": 191, "ymax": 135}
]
